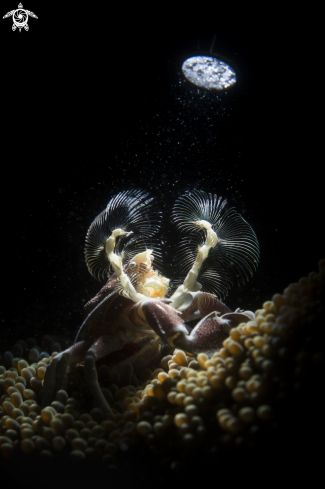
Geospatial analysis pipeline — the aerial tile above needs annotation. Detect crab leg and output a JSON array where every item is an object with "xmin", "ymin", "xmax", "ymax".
[
  {"xmin": 132, "ymin": 300, "xmax": 189, "ymax": 343},
  {"xmin": 179, "ymin": 291, "xmax": 232, "ymax": 321},
  {"xmin": 42, "ymin": 338, "xmax": 94, "ymax": 408},
  {"xmin": 43, "ymin": 335, "xmax": 127, "ymax": 411},
  {"xmin": 138, "ymin": 299, "xmax": 254, "ymax": 358},
  {"xmin": 173, "ymin": 312, "xmax": 232, "ymax": 356},
  {"xmin": 174, "ymin": 310, "xmax": 255, "ymax": 356},
  {"xmin": 138, "ymin": 300, "xmax": 228, "ymax": 356},
  {"xmin": 83, "ymin": 335, "xmax": 130, "ymax": 414},
  {"xmin": 81, "ymin": 333, "xmax": 166, "ymax": 412}
]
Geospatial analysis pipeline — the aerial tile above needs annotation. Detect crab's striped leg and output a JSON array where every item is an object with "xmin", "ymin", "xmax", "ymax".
[
  {"xmin": 170, "ymin": 220, "xmax": 218, "ymax": 306},
  {"xmin": 104, "ymin": 230, "xmax": 149, "ymax": 303}
]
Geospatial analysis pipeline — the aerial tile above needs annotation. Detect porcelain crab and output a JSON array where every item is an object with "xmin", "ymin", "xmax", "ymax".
[{"xmin": 43, "ymin": 189, "xmax": 259, "ymax": 413}]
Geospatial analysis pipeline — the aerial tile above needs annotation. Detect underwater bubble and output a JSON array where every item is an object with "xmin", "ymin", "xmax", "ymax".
[{"xmin": 182, "ymin": 56, "xmax": 236, "ymax": 90}]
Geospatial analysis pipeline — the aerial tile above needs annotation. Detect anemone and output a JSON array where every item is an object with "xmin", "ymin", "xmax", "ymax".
[{"xmin": 1, "ymin": 259, "xmax": 324, "ymax": 472}]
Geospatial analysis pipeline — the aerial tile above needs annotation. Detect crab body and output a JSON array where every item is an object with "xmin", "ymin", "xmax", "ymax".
[
  {"xmin": 76, "ymin": 265, "xmax": 239, "ymax": 371},
  {"xmin": 43, "ymin": 189, "xmax": 259, "ymax": 413}
]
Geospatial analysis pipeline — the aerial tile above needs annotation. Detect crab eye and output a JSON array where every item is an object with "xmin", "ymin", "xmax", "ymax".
[{"xmin": 128, "ymin": 262, "xmax": 137, "ymax": 268}]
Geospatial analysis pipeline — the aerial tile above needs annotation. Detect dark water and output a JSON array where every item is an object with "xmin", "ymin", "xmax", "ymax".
[{"xmin": 1, "ymin": 6, "xmax": 323, "ymax": 484}]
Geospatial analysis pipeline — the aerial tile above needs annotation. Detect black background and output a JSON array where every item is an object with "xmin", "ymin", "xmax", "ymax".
[{"xmin": 0, "ymin": 2, "xmax": 323, "ymax": 483}]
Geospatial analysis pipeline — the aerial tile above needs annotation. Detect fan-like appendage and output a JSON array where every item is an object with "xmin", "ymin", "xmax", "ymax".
[
  {"xmin": 85, "ymin": 190, "xmax": 161, "ymax": 281},
  {"xmin": 170, "ymin": 234, "xmax": 233, "ymax": 299},
  {"xmin": 171, "ymin": 189, "xmax": 260, "ymax": 298}
]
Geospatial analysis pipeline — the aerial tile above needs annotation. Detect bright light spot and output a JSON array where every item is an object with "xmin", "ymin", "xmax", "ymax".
[{"xmin": 182, "ymin": 56, "xmax": 236, "ymax": 90}]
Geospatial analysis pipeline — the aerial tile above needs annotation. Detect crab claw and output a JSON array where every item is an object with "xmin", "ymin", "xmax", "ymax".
[
  {"xmin": 173, "ymin": 312, "xmax": 231, "ymax": 356},
  {"xmin": 173, "ymin": 310, "xmax": 256, "ymax": 357},
  {"xmin": 134, "ymin": 298, "xmax": 255, "ymax": 358},
  {"xmin": 132, "ymin": 300, "xmax": 189, "ymax": 342}
]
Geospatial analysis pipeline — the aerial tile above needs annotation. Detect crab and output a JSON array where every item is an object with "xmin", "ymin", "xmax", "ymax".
[{"xmin": 42, "ymin": 189, "xmax": 259, "ymax": 414}]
